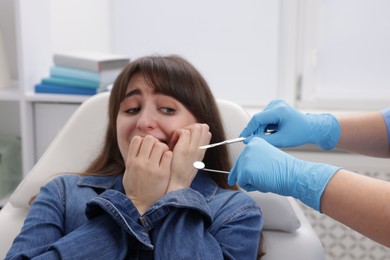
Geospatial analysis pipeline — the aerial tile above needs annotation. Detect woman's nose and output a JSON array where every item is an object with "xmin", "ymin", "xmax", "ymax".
[{"xmin": 136, "ymin": 109, "xmax": 157, "ymax": 130}]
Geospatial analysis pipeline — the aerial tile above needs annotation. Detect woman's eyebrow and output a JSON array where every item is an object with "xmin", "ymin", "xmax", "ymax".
[{"xmin": 124, "ymin": 89, "xmax": 141, "ymax": 98}]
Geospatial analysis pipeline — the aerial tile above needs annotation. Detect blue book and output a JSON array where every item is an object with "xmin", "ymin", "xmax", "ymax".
[
  {"xmin": 41, "ymin": 76, "xmax": 104, "ymax": 89},
  {"xmin": 35, "ymin": 83, "xmax": 97, "ymax": 95},
  {"xmin": 50, "ymin": 65, "xmax": 122, "ymax": 83}
]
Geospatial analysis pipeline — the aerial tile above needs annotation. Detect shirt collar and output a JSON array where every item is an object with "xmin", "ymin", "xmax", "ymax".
[{"xmin": 77, "ymin": 175, "xmax": 121, "ymax": 190}]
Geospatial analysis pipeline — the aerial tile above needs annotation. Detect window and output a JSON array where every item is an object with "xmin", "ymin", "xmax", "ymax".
[{"xmin": 298, "ymin": 0, "xmax": 390, "ymax": 110}]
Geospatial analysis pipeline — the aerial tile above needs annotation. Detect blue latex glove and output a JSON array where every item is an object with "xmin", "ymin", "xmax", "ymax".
[
  {"xmin": 241, "ymin": 99, "xmax": 341, "ymax": 150},
  {"xmin": 228, "ymin": 138, "xmax": 341, "ymax": 211}
]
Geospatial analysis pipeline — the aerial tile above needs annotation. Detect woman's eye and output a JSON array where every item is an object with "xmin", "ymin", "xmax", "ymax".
[
  {"xmin": 125, "ymin": 107, "xmax": 140, "ymax": 114},
  {"xmin": 161, "ymin": 107, "xmax": 175, "ymax": 115}
]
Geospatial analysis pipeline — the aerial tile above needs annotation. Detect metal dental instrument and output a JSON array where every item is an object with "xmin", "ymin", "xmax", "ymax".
[
  {"xmin": 193, "ymin": 161, "xmax": 229, "ymax": 174},
  {"xmin": 198, "ymin": 136, "xmax": 246, "ymax": 150},
  {"xmin": 198, "ymin": 124, "xmax": 278, "ymax": 150}
]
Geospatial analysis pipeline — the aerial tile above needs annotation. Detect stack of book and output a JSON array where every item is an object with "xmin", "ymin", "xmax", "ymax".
[{"xmin": 35, "ymin": 51, "xmax": 130, "ymax": 95}]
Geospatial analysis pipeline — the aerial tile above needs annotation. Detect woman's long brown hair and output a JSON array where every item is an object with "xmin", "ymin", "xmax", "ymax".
[{"xmin": 84, "ymin": 55, "xmax": 237, "ymax": 190}]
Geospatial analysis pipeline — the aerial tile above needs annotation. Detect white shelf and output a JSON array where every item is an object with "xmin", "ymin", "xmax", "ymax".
[
  {"xmin": 24, "ymin": 91, "xmax": 91, "ymax": 103},
  {"xmin": 0, "ymin": 85, "xmax": 91, "ymax": 112}
]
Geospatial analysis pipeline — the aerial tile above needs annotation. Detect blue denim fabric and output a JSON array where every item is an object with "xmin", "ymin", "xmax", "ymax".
[
  {"xmin": 6, "ymin": 171, "xmax": 263, "ymax": 259},
  {"xmin": 381, "ymin": 108, "xmax": 390, "ymax": 144}
]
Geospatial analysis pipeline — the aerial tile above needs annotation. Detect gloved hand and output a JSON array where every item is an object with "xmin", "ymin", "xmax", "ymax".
[
  {"xmin": 228, "ymin": 138, "xmax": 341, "ymax": 211},
  {"xmin": 241, "ymin": 99, "xmax": 341, "ymax": 150}
]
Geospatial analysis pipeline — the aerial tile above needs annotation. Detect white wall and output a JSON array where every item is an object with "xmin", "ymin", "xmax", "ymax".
[
  {"xmin": 50, "ymin": 0, "xmax": 113, "ymax": 53},
  {"xmin": 49, "ymin": 0, "xmax": 282, "ymax": 108},
  {"xmin": 112, "ymin": 0, "xmax": 281, "ymax": 107},
  {"xmin": 4, "ymin": 0, "xmax": 390, "ymax": 111},
  {"xmin": 45, "ymin": 0, "xmax": 390, "ymax": 110}
]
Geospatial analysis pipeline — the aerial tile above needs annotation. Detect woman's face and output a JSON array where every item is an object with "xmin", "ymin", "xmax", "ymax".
[{"xmin": 116, "ymin": 73, "xmax": 197, "ymax": 161}]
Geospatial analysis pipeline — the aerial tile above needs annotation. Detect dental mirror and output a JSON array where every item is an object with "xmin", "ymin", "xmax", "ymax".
[{"xmin": 193, "ymin": 161, "xmax": 229, "ymax": 174}]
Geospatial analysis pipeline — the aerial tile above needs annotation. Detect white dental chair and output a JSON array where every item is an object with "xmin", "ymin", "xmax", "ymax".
[{"xmin": 0, "ymin": 92, "xmax": 325, "ymax": 259}]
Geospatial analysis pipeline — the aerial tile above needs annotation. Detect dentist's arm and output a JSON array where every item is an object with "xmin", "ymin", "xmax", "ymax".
[
  {"xmin": 242, "ymin": 99, "xmax": 390, "ymax": 157},
  {"xmin": 336, "ymin": 111, "xmax": 390, "ymax": 157},
  {"xmin": 228, "ymin": 138, "xmax": 390, "ymax": 247},
  {"xmin": 321, "ymin": 168, "xmax": 390, "ymax": 247}
]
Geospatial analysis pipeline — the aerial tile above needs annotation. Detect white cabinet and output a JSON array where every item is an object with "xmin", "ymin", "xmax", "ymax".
[
  {"xmin": 33, "ymin": 102, "xmax": 80, "ymax": 161},
  {"xmin": 0, "ymin": 0, "xmax": 92, "ymax": 183}
]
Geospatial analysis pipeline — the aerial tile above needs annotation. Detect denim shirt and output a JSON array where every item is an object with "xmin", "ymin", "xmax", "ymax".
[
  {"xmin": 6, "ymin": 171, "xmax": 263, "ymax": 259},
  {"xmin": 381, "ymin": 108, "xmax": 390, "ymax": 144}
]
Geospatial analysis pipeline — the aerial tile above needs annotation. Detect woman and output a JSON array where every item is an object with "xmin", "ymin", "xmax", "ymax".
[{"xmin": 6, "ymin": 55, "xmax": 263, "ymax": 259}]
